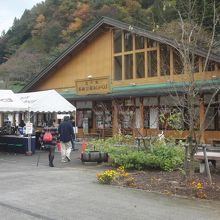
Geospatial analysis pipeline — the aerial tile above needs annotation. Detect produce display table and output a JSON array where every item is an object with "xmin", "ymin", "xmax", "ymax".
[{"xmin": 0, "ymin": 135, "xmax": 36, "ymax": 154}]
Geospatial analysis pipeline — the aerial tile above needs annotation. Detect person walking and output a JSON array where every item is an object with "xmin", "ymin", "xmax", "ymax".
[
  {"xmin": 40, "ymin": 120, "xmax": 58, "ymax": 167},
  {"xmin": 58, "ymin": 116, "xmax": 73, "ymax": 162}
]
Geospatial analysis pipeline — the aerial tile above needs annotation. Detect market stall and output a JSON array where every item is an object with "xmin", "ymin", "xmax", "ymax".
[
  {"xmin": 16, "ymin": 90, "xmax": 76, "ymax": 149},
  {"xmin": 0, "ymin": 90, "xmax": 31, "ymax": 154}
]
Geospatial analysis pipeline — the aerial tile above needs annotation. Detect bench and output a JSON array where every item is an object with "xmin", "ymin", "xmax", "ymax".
[{"xmin": 195, "ymin": 151, "xmax": 220, "ymax": 173}]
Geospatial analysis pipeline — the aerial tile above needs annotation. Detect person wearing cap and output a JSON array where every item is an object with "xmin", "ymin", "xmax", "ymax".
[{"xmin": 58, "ymin": 116, "xmax": 73, "ymax": 162}]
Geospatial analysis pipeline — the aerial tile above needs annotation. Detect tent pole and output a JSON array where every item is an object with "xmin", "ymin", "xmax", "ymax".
[{"xmin": 26, "ymin": 107, "xmax": 32, "ymax": 156}]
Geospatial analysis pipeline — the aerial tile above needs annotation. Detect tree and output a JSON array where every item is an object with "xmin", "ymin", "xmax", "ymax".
[
  {"xmin": 0, "ymin": 48, "xmax": 48, "ymax": 89},
  {"xmin": 156, "ymin": 0, "xmax": 220, "ymax": 180}
]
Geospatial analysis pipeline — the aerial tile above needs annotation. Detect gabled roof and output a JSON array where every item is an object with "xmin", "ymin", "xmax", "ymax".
[{"xmin": 21, "ymin": 16, "xmax": 220, "ymax": 92}]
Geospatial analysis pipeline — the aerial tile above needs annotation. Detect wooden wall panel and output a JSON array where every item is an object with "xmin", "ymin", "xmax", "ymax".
[{"xmin": 36, "ymin": 31, "xmax": 112, "ymax": 91}]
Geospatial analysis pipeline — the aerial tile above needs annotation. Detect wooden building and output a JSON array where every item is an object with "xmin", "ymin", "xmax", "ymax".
[{"xmin": 21, "ymin": 17, "xmax": 220, "ymax": 143}]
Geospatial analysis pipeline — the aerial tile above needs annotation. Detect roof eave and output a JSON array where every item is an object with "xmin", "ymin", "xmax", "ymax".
[{"xmin": 21, "ymin": 16, "xmax": 220, "ymax": 92}]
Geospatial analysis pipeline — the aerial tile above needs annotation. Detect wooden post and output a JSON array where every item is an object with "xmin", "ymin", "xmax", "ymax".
[
  {"xmin": 199, "ymin": 96, "xmax": 205, "ymax": 143},
  {"xmin": 112, "ymin": 100, "xmax": 118, "ymax": 135},
  {"xmin": 133, "ymin": 34, "xmax": 136, "ymax": 80},
  {"xmin": 157, "ymin": 42, "xmax": 160, "ymax": 77},
  {"xmin": 92, "ymin": 101, "xmax": 96, "ymax": 134},
  {"xmin": 144, "ymin": 38, "xmax": 148, "ymax": 78},
  {"xmin": 139, "ymin": 97, "xmax": 144, "ymax": 136},
  {"xmin": 170, "ymin": 48, "xmax": 174, "ymax": 80},
  {"xmin": 132, "ymin": 98, "xmax": 136, "ymax": 137}
]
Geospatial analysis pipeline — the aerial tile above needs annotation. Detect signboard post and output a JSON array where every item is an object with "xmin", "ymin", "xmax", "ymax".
[
  {"xmin": 26, "ymin": 110, "xmax": 33, "ymax": 156},
  {"xmin": 26, "ymin": 122, "xmax": 33, "ymax": 135}
]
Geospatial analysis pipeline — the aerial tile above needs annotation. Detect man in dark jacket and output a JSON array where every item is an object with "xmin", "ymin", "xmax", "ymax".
[{"xmin": 58, "ymin": 116, "xmax": 73, "ymax": 162}]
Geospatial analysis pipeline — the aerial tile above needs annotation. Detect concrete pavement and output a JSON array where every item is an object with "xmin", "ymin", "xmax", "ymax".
[{"xmin": 0, "ymin": 150, "xmax": 220, "ymax": 220}]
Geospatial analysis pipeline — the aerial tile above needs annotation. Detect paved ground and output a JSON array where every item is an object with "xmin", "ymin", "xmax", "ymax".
[{"xmin": 0, "ymin": 150, "xmax": 220, "ymax": 220}]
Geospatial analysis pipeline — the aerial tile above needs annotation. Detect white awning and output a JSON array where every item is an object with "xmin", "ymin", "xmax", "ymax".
[
  {"xmin": 16, "ymin": 90, "xmax": 76, "ymax": 113},
  {"xmin": 0, "ymin": 90, "xmax": 28, "ymax": 112}
]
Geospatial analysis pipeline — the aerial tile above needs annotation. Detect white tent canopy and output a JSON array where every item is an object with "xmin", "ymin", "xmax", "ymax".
[
  {"xmin": 0, "ymin": 90, "xmax": 28, "ymax": 112},
  {"xmin": 16, "ymin": 90, "xmax": 76, "ymax": 113}
]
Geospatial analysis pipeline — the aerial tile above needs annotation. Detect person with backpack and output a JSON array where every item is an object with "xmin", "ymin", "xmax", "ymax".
[
  {"xmin": 40, "ymin": 120, "xmax": 59, "ymax": 167},
  {"xmin": 58, "ymin": 116, "xmax": 73, "ymax": 162}
]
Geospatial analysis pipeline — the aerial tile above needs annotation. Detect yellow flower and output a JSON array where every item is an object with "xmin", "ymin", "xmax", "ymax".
[{"xmin": 196, "ymin": 182, "xmax": 202, "ymax": 189}]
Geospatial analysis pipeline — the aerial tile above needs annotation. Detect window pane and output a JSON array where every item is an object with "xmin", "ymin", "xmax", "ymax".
[
  {"xmin": 114, "ymin": 56, "xmax": 122, "ymax": 80},
  {"xmin": 96, "ymin": 111, "xmax": 104, "ymax": 129},
  {"xmin": 204, "ymin": 107, "xmax": 215, "ymax": 130},
  {"xmin": 194, "ymin": 56, "xmax": 200, "ymax": 73},
  {"xmin": 144, "ymin": 107, "xmax": 150, "ymax": 128},
  {"xmin": 95, "ymin": 102, "xmax": 112, "ymax": 129},
  {"xmin": 125, "ymin": 54, "xmax": 133, "ymax": 79},
  {"xmin": 160, "ymin": 44, "xmax": 170, "ymax": 75},
  {"xmin": 136, "ymin": 53, "xmax": 145, "ymax": 78},
  {"xmin": 206, "ymin": 60, "xmax": 215, "ymax": 71},
  {"xmin": 76, "ymin": 110, "xmax": 92, "ymax": 128},
  {"xmin": 114, "ymin": 30, "xmax": 122, "ymax": 53},
  {"xmin": 147, "ymin": 51, "xmax": 157, "ymax": 77},
  {"xmin": 147, "ymin": 38, "xmax": 157, "ymax": 48},
  {"xmin": 76, "ymin": 110, "xmax": 83, "ymax": 127},
  {"xmin": 124, "ymin": 31, "xmax": 133, "ymax": 51},
  {"xmin": 173, "ymin": 50, "xmax": 183, "ymax": 74},
  {"xmin": 84, "ymin": 110, "xmax": 92, "ymax": 128},
  {"xmin": 135, "ymin": 35, "xmax": 144, "ymax": 49},
  {"xmin": 150, "ymin": 108, "xmax": 158, "ymax": 128},
  {"xmin": 120, "ymin": 110, "xmax": 133, "ymax": 128}
]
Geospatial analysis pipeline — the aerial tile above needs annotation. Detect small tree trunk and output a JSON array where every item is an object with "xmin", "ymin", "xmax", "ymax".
[{"xmin": 186, "ymin": 87, "xmax": 196, "ymax": 180}]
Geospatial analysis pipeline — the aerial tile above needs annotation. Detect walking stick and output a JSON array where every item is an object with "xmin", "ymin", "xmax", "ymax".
[
  {"xmin": 36, "ymin": 152, "xmax": 41, "ymax": 167},
  {"xmin": 36, "ymin": 142, "xmax": 43, "ymax": 167}
]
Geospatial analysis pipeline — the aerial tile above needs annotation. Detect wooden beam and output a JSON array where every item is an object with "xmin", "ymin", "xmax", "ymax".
[
  {"xmin": 122, "ymin": 31, "xmax": 125, "ymax": 81},
  {"xmin": 157, "ymin": 42, "xmax": 160, "ymax": 76},
  {"xmin": 112, "ymin": 100, "xmax": 119, "ymax": 135},
  {"xmin": 145, "ymin": 38, "xmax": 148, "ymax": 78},
  {"xmin": 139, "ymin": 97, "xmax": 145, "ymax": 136},
  {"xmin": 170, "ymin": 48, "xmax": 174, "ymax": 79},
  {"xmin": 133, "ymin": 34, "xmax": 136, "ymax": 79}
]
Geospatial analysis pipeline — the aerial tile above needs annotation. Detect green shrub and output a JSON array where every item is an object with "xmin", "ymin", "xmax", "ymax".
[
  {"xmin": 88, "ymin": 135, "xmax": 184, "ymax": 171},
  {"xmin": 153, "ymin": 144, "xmax": 184, "ymax": 171}
]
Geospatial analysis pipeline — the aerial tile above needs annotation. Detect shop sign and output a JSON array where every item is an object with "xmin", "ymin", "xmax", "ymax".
[
  {"xmin": 25, "ymin": 122, "xmax": 33, "ymax": 134},
  {"xmin": 75, "ymin": 77, "xmax": 110, "ymax": 95}
]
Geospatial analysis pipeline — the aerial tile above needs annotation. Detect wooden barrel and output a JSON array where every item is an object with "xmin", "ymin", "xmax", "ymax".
[{"xmin": 81, "ymin": 151, "xmax": 108, "ymax": 163}]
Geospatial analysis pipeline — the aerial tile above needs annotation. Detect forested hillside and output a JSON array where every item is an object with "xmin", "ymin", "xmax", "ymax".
[{"xmin": 0, "ymin": 0, "xmax": 219, "ymax": 91}]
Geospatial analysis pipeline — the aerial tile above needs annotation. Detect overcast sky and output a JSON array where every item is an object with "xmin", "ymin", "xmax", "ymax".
[{"xmin": 0, "ymin": 0, "xmax": 45, "ymax": 33}]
